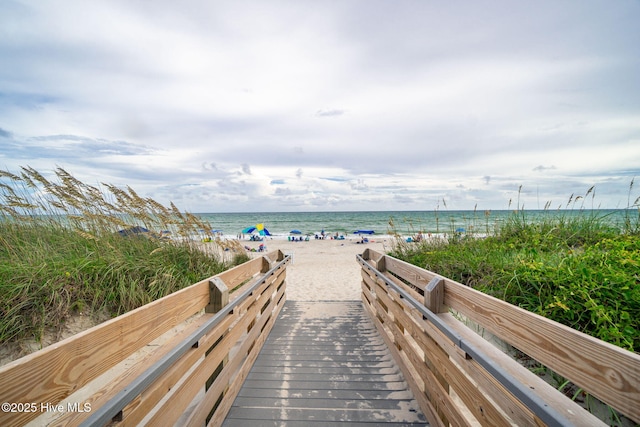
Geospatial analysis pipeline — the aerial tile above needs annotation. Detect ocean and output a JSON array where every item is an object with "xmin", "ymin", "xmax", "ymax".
[{"xmin": 195, "ymin": 209, "xmax": 632, "ymax": 239}]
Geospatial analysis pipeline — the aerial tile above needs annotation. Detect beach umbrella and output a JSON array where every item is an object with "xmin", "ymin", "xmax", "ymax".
[
  {"xmin": 289, "ymin": 229, "xmax": 302, "ymax": 234},
  {"xmin": 354, "ymin": 230, "xmax": 375, "ymax": 235},
  {"xmin": 257, "ymin": 223, "xmax": 271, "ymax": 236},
  {"xmin": 118, "ymin": 226, "xmax": 149, "ymax": 236},
  {"xmin": 242, "ymin": 223, "xmax": 271, "ymax": 236}
]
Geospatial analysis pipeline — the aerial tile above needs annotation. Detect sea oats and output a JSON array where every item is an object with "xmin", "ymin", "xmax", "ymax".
[
  {"xmin": 0, "ymin": 170, "xmax": 20, "ymax": 180},
  {"xmin": 0, "ymin": 183, "xmax": 18, "ymax": 197},
  {"xmin": 74, "ymin": 230, "xmax": 98, "ymax": 241}
]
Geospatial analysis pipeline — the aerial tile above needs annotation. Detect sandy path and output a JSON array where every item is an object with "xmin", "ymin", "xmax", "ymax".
[{"xmin": 243, "ymin": 236, "xmax": 390, "ymax": 301}]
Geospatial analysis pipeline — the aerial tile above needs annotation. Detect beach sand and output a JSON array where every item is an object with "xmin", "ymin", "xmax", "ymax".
[{"xmin": 240, "ymin": 236, "xmax": 391, "ymax": 301}]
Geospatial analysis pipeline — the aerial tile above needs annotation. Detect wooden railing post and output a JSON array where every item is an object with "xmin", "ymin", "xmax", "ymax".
[
  {"xmin": 205, "ymin": 276, "xmax": 230, "ymax": 419},
  {"xmin": 424, "ymin": 277, "xmax": 444, "ymax": 313},
  {"xmin": 362, "ymin": 248, "xmax": 386, "ymax": 271},
  {"xmin": 261, "ymin": 256, "xmax": 272, "ymax": 273},
  {"xmin": 206, "ymin": 277, "xmax": 229, "ymax": 314},
  {"xmin": 423, "ymin": 275, "xmax": 449, "ymax": 423}
]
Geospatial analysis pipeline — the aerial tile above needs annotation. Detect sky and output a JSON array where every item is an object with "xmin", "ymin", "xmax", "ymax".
[{"xmin": 1, "ymin": 1, "xmax": 639, "ymax": 212}]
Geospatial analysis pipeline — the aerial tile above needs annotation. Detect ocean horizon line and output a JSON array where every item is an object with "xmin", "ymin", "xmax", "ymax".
[
  {"xmin": 192, "ymin": 209, "xmax": 633, "ymax": 237},
  {"xmin": 193, "ymin": 207, "xmax": 628, "ymax": 215}
]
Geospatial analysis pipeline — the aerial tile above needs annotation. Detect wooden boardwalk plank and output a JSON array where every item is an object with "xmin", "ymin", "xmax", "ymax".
[
  {"xmin": 234, "ymin": 388, "xmax": 417, "ymax": 401},
  {"xmin": 223, "ymin": 301, "xmax": 428, "ymax": 426}
]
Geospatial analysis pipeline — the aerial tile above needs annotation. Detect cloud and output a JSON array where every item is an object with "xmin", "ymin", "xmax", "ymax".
[
  {"xmin": 350, "ymin": 179, "xmax": 369, "ymax": 191},
  {"xmin": 27, "ymin": 135, "xmax": 155, "ymax": 157},
  {"xmin": 0, "ymin": 1, "xmax": 638, "ymax": 211},
  {"xmin": 274, "ymin": 187, "xmax": 291, "ymax": 196},
  {"xmin": 315, "ymin": 109, "xmax": 345, "ymax": 118},
  {"xmin": 533, "ymin": 165, "xmax": 557, "ymax": 172}
]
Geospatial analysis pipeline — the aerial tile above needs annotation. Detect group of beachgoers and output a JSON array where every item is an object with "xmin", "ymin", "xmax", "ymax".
[
  {"xmin": 287, "ymin": 232, "xmax": 347, "ymax": 241},
  {"xmin": 229, "ymin": 227, "xmax": 376, "ymax": 247}
]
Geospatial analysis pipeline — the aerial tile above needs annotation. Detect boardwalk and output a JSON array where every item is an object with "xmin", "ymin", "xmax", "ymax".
[
  {"xmin": 4, "ymin": 240, "xmax": 636, "ymax": 426},
  {"xmin": 223, "ymin": 301, "xmax": 428, "ymax": 426}
]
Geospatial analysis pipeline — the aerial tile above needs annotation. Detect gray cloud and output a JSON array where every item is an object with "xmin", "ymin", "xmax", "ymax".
[
  {"xmin": 27, "ymin": 135, "xmax": 155, "ymax": 157},
  {"xmin": 315, "ymin": 109, "xmax": 345, "ymax": 118},
  {"xmin": 274, "ymin": 187, "xmax": 291, "ymax": 196},
  {"xmin": 0, "ymin": 127, "xmax": 12, "ymax": 138},
  {"xmin": 0, "ymin": 1, "xmax": 638, "ymax": 211},
  {"xmin": 533, "ymin": 165, "xmax": 557, "ymax": 172}
]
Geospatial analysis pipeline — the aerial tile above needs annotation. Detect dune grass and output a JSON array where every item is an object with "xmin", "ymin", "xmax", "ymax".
[
  {"xmin": 390, "ymin": 184, "xmax": 640, "ymax": 353},
  {"xmin": 0, "ymin": 166, "xmax": 249, "ymax": 346}
]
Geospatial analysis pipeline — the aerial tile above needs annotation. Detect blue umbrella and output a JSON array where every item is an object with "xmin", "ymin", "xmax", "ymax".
[
  {"xmin": 290, "ymin": 229, "xmax": 302, "ymax": 234},
  {"xmin": 242, "ymin": 224, "xmax": 271, "ymax": 236},
  {"xmin": 354, "ymin": 230, "xmax": 375, "ymax": 235},
  {"xmin": 118, "ymin": 226, "xmax": 149, "ymax": 236}
]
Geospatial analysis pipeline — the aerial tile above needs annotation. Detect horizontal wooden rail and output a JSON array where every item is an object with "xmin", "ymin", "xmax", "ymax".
[
  {"xmin": 358, "ymin": 249, "xmax": 640, "ymax": 427},
  {"xmin": 0, "ymin": 250, "xmax": 290, "ymax": 427}
]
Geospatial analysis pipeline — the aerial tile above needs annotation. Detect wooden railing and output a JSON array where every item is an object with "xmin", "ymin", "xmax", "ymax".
[
  {"xmin": 3, "ymin": 247, "xmax": 637, "ymax": 427},
  {"xmin": 357, "ymin": 249, "xmax": 640, "ymax": 427},
  {"xmin": 0, "ymin": 250, "xmax": 290, "ymax": 427}
]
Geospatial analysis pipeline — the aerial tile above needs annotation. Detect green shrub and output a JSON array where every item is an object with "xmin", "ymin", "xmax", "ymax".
[
  {"xmin": 391, "ymin": 194, "xmax": 640, "ymax": 352},
  {"xmin": 0, "ymin": 167, "xmax": 240, "ymax": 345}
]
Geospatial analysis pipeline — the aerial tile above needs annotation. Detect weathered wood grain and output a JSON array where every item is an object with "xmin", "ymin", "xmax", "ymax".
[
  {"xmin": 0, "ymin": 250, "xmax": 288, "ymax": 427},
  {"xmin": 373, "ymin": 290, "xmax": 470, "ymax": 426},
  {"xmin": 218, "ymin": 256, "xmax": 264, "ymax": 289},
  {"xmin": 0, "ymin": 278, "xmax": 210, "ymax": 426},
  {"xmin": 384, "ymin": 256, "xmax": 434, "ymax": 292},
  {"xmin": 206, "ymin": 288, "xmax": 285, "ymax": 427},
  {"xmin": 148, "ymin": 262, "xmax": 286, "ymax": 426},
  {"xmin": 362, "ymin": 249, "xmax": 640, "ymax": 424},
  {"xmin": 443, "ymin": 274, "xmax": 640, "ymax": 423},
  {"xmin": 50, "ymin": 312, "xmax": 215, "ymax": 426},
  {"xmin": 222, "ymin": 301, "xmax": 428, "ymax": 426}
]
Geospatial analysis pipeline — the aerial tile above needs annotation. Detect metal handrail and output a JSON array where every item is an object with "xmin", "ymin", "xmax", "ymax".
[
  {"xmin": 357, "ymin": 254, "xmax": 573, "ymax": 427},
  {"xmin": 81, "ymin": 254, "xmax": 290, "ymax": 427}
]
